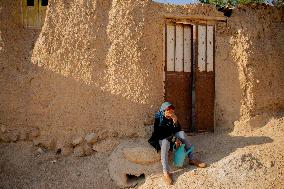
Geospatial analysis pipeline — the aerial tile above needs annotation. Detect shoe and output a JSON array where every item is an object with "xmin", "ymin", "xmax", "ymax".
[
  {"xmin": 189, "ymin": 159, "xmax": 207, "ymax": 168},
  {"xmin": 163, "ymin": 173, "xmax": 173, "ymax": 185}
]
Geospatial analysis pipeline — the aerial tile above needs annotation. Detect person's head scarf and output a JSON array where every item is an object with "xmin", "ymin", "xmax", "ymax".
[{"xmin": 155, "ymin": 102, "xmax": 175, "ymax": 125}]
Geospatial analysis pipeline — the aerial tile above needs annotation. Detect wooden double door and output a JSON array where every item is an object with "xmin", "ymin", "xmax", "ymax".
[
  {"xmin": 21, "ymin": 0, "xmax": 48, "ymax": 28},
  {"xmin": 164, "ymin": 22, "xmax": 215, "ymax": 132}
]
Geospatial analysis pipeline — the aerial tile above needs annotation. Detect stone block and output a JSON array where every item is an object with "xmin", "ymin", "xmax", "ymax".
[
  {"xmin": 30, "ymin": 128, "xmax": 40, "ymax": 138},
  {"xmin": 108, "ymin": 138, "xmax": 161, "ymax": 188},
  {"xmin": 123, "ymin": 146, "xmax": 160, "ymax": 165},
  {"xmin": 85, "ymin": 133, "xmax": 98, "ymax": 144},
  {"xmin": 72, "ymin": 137, "xmax": 83, "ymax": 146},
  {"xmin": 73, "ymin": 146, "xmax": 85, "ymax": 157}
]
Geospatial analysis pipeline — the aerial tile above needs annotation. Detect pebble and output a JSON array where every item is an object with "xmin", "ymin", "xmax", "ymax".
[
  {"xmin": 72, "ymin": 137, "xmax": 83, "ymax": 146},
  {"xmin": 85, "ymin": 133, "xmax": 98, "ymax": 144},
  {"xmin": 73, "ymin": 146, "xmax": 85, "ymax": 157},
  {"xmin": 35, "ymin": 148, "xmax": 44, "ymax": 155}
]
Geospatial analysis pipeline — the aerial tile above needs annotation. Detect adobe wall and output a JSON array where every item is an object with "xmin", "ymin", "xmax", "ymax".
[
  {"xmin": 215, "ymin": 5, "xmax": 284, "ymax": 127},
  {"xmin": 0, "ymin": 0, "xmax": 283, "ymax": 148}
]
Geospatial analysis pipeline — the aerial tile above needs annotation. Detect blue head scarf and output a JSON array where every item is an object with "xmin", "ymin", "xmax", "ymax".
[{"xmin": 155, "ymin": 102, "xmax": 174, "ymax": 125}]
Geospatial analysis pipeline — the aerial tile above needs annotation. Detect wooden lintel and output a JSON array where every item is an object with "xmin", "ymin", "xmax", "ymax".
[{"xmin": 164, "ymin": 14, "xmax": 227, "ymax": 22}]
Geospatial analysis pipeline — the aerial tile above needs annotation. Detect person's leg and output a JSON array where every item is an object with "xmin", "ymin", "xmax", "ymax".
[
  {"xmin": 175, "ymin": 131, "xmax": 206, "ymax": 168},
  {"xmin": 159, "ymin": 139, "xmax": 170, "ymax": 172},
  {"xmin": 159, "ymin": 139, "xmax": 173, "ymax": 185},
  {"xmin": 175, "ymin": 131, "xmax": 193, "ymax": 159}
]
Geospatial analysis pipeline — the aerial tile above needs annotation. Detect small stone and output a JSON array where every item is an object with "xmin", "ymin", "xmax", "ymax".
[
  {"xmin": 51, "ymin": 160, "xmax": 57, "ymax": 163},
  {"xmin": 92, "ymin": 139, "xmax": 120, "ymax": 153},
  {"xmin": 73, "ymin": 146, "xmax": 85, "ymax": 157},
  {"xmin": 85, "ymin": 133, "xmax": 98, "ymax": 144},
  {"xmin": 0, "ymin": 125, "xmax": 7, "ymax": 133},
  {"xmin": 33, "ymin": 139, "xmax": 41, "ymax": 146},
  {"xmin": 9, "ymin": 131, "xmax": 19, "ymax": 142},
  {"xmin": 1, "ymin": 134, "xmax": 10, "ymax": 142},
  {"xmin": 123, "ymin": 146, "xmax": 160, "ymax": 165},
  {"xmin": 33, "ymin": 137, "xmax": 56, "ymax": 150},
  {"xmin": 19, "ymin": 130, "xmax": 28, "ymax": 140},
  {"xmin": 61, "ymin": 146, "xmax": 73, "ymax": 156},
  {"xmin": 72, "ymin": 137, "xmax": 83, "ymax": 146},
  {"xmin": 30, "ymin": 128, "xmax": 40, "ymax": 138},
  {"xmin": 83, "ymin": 143, "xmax": 93, "ymax": 156},
  {"xmin": 46, "ymin": 138, "xmax": 56, "ymax": 150},
  {"xmin": 35, "ymin": 148, "xmax": 44, "ymax": 155}
]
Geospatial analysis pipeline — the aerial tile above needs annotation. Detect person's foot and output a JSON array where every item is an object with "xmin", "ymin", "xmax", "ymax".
[
  {"xmin": 163, "ymin": 172, "xmax": 173, "ymax": 185},
  {"xmin": 189, "ymin": 159, "xmax": 207, "ymax": 168}
]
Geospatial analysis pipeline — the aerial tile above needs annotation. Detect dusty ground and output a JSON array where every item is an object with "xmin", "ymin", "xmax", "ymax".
[{"xmin": 1, "ymin": 112, "xmax": 283, "ymax": 189}]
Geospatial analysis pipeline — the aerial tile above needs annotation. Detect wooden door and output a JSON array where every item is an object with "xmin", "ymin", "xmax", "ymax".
[
  {"xmin": 39, "ymin": 0, "xmax": 48, "ymax": 27},
  {"xmin": 165, "ymin": 23, "xmax": 193, "ymax": 132},
  {"xmin": 195, "ymin": 25, "xmax": 215, "ymax": 132},
  {"xmin": 22, "ymin": 0, "xmax": 48, "ymax": 28}
]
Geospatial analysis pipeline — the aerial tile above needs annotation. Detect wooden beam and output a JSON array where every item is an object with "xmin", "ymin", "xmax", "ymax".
[{"xmin": 164, "ymin": 14, "xmax": 227, "ymax": 22}]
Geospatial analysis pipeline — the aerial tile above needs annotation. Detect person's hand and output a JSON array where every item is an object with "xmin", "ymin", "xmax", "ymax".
[
  {"xmin": 164, "ymin": 109, "xmax": 178, "ymax": 123},
  {"xmin": 175, "ymin": 138, "xmax": 182, "ymax": 148},
  {"xmin": 170, "ymin": 113, "xmax": 178, "ymax": 124}
]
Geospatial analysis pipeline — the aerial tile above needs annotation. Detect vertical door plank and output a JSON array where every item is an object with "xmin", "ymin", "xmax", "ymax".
[
  {"xmin": 184, "ymin": 25, "xmax": 192, "ymax": 73},
  {"xmin": 175, "ymin": 24, "xmax": 183, "ymax": 72},
  {"xmin": 197, "ymin": 25, "xmax": 206, "ymax": 72},
  {"xmin": 22, "ymin": 0, "xmax": 28, "ymax": 27},
  {"xmin": 27, "ymin": 0, "xmax": 39, "ymax": 28},
  {"xmin": 166, "ymin": 24, "xmax": 175, "ymax": 71},
  {"xmin": 39, "ymin": 0, "xmax": 47, "ymax": 27},
  {"xmin": 165, "ymin": 72, "xmax": 191, "ymax": 131},
  {"xmin": 195, "ymin": 24, "xmax": 215, "ymax": 132},
  {"xmin": 207, "ymin": 26, "xmax": 214, "ymax": 72}
]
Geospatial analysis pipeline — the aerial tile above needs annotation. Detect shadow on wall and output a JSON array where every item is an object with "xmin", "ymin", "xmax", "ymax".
[
  {"xmin": 0, "ymin": 1, "xmax": 42, "ymax": 127},
  {"xmin": 0, "ymin": 0, "xmax": 156, "ymax": 143}
]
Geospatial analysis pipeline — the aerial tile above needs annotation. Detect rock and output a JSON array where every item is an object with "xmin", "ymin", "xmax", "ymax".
[
  {"xmin": 85, "ymin": 133, "xmax": 98, "ymax": 144},
  {"xmin": 122, "ymin": 146, "xmax": 160, "ymax": 165},
  {"xmin": 83, "ymin": 143, "xmax": 93, "ymax": 156},
  {"xmin": 30, "ymin": 128, "xmax": 40, "ymax": 138},
  {"xmin": 92, "ymin": 139, "xmax": 120, "ymax": 154},
  {"xmin": 9, "ymin": 131, "xmax": 19, "ymax": 142},
  {"xmin": 108, "ymin": 138, "xmax": 161, "ymax": 188},
  {"xmin": 19, "ymin": 130, "xmax": 28, "ymax": 140},
  {"xmin": 61, "ymin": 146, "xmax": 73, "ymax": 156},
  {"xmin": 45, "ymin": 138, "xmax": 56, "ymax": 150},
  {"xmin": 33, "ymin": 137, "xmax": 56, "ymax": 150},
  {"xmin": 33, "ymin": 139, "xmax": 41, "ymax": 146},
  {"xmin": 35, "ymin": 147, "xmax": 45, "ymax": 155},
  {"xmin": 56, "ymin": 141, "xmax": 73, "ymax": 156},
  {"xmin": 73, "ymin": 146, "xmax": 85, "ymax": 157},
  {"xmin": 72, "ymin": 137, "xmax": 83, "ymax": 146},
  {"xmin": 0, "ymin": 124, "xmax": 7, "ymax": 133},
  {"xmin": 0, "ymin": 134, "xmax": 10, "ymax": 142}
]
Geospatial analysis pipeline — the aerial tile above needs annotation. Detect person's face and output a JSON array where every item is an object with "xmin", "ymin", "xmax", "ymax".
[{"xmin": 164, "ymin": 109, "xmax": 174, "ymax": 119}]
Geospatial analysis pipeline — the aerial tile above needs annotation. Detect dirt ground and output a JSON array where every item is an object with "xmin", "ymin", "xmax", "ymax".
[{"xmin": 1, "ymin": 112, "xmax": 283, "ymax": 189}]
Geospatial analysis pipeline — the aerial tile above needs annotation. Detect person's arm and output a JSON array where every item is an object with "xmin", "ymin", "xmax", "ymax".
[
  {"xmin": 171, "ymin": 113, "xmax": 181, "ymax": 133},
  {"xmin": 173, "ymin": 121, "xmax": 181, "ymax": 133},
  {"xmin": 148, "ymin": 117, "xmax": 162, "ymax": 152},
  {"xmin": 153, "ymin": 117, "xmax": 160, "ymax": 133}
]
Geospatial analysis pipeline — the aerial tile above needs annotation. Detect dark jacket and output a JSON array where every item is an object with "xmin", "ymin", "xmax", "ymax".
[{"xmin": 148, "ymin": 116, "xmax": 181, "ymax": 152}]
